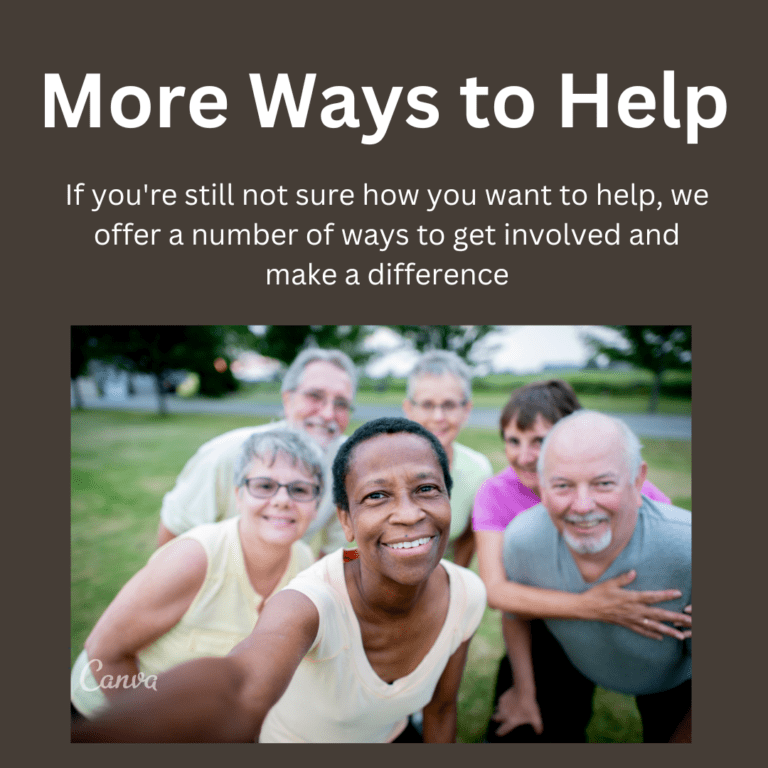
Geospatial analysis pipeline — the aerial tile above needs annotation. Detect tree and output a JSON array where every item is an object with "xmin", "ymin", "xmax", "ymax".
[
  {"xmin": 71, "ymin": 326, "xmax": 99, "ymax": 409},
  {"xmin": 585, "ymin": 326, "xmax": 692, "ymax": 413},
  {"xmin": 390, "ymin": 326, "xmax": 496, "ymax": 360},
  {"xmin": 77, "ymin": 326, "xmax": 246, "ymax": 415},
  {"xmin": 254, "ymin": 326, "xmax": 371, "ymax": 366}
]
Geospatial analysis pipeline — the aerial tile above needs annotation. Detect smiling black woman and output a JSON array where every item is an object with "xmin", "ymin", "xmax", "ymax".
[{"xmin": 72, "ymin": 417, "xmax": 486, "ymax": 743}]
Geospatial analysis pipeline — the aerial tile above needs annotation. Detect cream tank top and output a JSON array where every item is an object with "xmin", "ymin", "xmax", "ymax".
[{"xmin": 71, "ymin": 517, "xmax": 313, "ymax": 717}]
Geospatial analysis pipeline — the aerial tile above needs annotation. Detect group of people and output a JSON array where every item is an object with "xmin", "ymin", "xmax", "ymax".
[{"xmin": 71, "ymin": 347, "xmax": 691, "ymax": 743}]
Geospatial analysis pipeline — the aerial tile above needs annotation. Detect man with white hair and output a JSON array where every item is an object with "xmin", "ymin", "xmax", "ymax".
[
  {"xmin": 495, "ymin": 410, "xmax": 691, "ymax": 742},
  {"xmin": 156, "ymin": 348, "xmax": 357, "ymax": 555}
]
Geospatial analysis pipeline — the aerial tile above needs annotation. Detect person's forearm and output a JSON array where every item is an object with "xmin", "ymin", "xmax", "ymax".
[
  {"xmin": 422, "ymin": 701, "xmax": 457, "ymax": 743},
  {"xmin": 476, "ymin": 530, "xmax": 589, "ymax": 621},
  {"xmin": 502, "ymin": 616, "xmax": 536, "ymax": 696},
  {"xmin": 71, "ymin": 656, "xmax": 260, "ymax": 743},
  {"xmin": 84, "ymin": 648, "xmax": 143, "ymax": 703},
  {"xmin": 487, "ymin": 578, "xmax": 592, "ymax": 620},
  {"xmin": 488, "ymin": 573, "xmax": 692, "ymax": 640}
]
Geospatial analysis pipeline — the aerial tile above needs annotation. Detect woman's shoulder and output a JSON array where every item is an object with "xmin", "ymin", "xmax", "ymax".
[
  {"xmin": 278, "ymin": 551, "xmax": 350, "ymax": 659},
  {"xmin": 161, "ymin": 517, "xmax": 238, "ymax": 564},
  {"xmin": 441, "ymin": 560, "xmax": 487, "ymax": 607},
  {"xmin": 139, "ymin": 535, "xmax": 209, "ymax": 599},
  {"xmin": 640, "ymin": 478, "xmax": 671, "ymax": 504},
  {"xmin": 283, "ymin": 549, "xmax": 345, "ymax": 603},
  {"xmin": 475, "ymin": 466, "xmax": 522, "ymax": 499}
]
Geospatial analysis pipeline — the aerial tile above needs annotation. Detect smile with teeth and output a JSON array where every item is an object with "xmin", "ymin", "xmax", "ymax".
[
  {"xmin": 383, "ymin": 536, "xmax": 434, "ymax": 550},
  {"xmin": 305, "ymin": 418, "xmax": 338, "ymax": 435},
  {"xmin": 564, "ymin": 516, "xmax": 608, "ymax": 529}
]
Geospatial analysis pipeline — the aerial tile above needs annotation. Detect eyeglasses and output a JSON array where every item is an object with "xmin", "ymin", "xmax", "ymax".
[
  {"xmin": 242, "ymin": 477, "xmax": 321, "ymax": 502},
  {"xmin": 410, "ymin": 399, "xmax": 468, "ymax": 415},
  {"xmin": 297, "ymin": 389, "xmax": 354, "ymax": 413}
]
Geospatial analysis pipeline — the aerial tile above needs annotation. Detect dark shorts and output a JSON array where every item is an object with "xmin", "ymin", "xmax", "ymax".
[{"xmin": 391, "ymin": 719, "xmax": 424, "ymax": 743}]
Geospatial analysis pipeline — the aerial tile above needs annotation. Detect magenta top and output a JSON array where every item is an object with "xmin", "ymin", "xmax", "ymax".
[{"xmin": 472, "ymin": 466, "xmax": 672, "ymax": 532}]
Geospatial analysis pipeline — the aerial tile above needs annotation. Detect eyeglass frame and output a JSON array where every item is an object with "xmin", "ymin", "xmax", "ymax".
[
  {"xmin": 241, "ymin": 476, "xmax": 322, "ymax": 502},
  {"xmin": 295, "ymin": 388, "xmax": 355, "ymax": 414},
  {"xmin": 409, "ymin": 398, "xmax": 469, "ymax": 415}
]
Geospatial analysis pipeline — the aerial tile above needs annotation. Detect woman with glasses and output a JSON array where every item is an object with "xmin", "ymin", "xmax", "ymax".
[
  {"xmin": 71, "ymin": 428, "xmax": 322, "ymax": 720},
  {"xmin": 403, "ymin": 350, "xmax": 493, "ymax": 568}
]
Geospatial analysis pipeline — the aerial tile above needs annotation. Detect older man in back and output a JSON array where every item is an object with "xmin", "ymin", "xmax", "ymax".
[
  {"xmin": 495, "ymin": 410, "xmax": 691, "ymax": 742},
  {"xmin": 402, "ymin": 350, "xmax": 493, "ymax": 567},
  {"xmin": 156, "ymin": 348, "xmax": 356, "ymax": 555}
]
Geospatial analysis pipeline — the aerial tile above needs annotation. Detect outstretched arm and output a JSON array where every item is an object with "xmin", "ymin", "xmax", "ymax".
[
  {"xmin": 491, "ymin": 614, "xmax": 542, "ymax": 737},
  {"xmin": 72, "ymin": 590, "xmax": 319, "ymax": 742},
  {"xmin": 475, "ymin": 530, "xmax": 691, "ymax": 641}
]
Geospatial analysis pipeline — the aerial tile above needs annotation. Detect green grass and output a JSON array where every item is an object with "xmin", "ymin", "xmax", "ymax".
[{"xmin": 71, "ymin": 410, "xmax": 691, "ymax": 742}]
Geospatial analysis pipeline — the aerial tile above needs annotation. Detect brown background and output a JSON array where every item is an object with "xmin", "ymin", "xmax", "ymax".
[{"xmin": 8, "ymin": 0, "xmax": 762, "ymax": 761}]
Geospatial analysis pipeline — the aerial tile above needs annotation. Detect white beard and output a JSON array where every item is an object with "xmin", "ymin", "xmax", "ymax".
[{"xmin": 563, "ymin": 527, "xmax": 612, "ymax": 554}]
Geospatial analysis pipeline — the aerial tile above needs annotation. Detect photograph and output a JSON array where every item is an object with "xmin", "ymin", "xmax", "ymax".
[{"xmin": 71, "ymin": 325, "xmax": 692, "ymax": 742}]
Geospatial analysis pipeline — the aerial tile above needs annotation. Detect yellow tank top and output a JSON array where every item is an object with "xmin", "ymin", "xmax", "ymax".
[{"xmin": 71, "ymin": 517, "xmax": 313, "ymax": 717}]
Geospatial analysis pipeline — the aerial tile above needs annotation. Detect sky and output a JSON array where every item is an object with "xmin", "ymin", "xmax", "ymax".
[
  {"xmin": 362, "ymin": 325, "xmax": 627, "ymax": 377},
  {"xmin": 246, "ymin": 325, "xmax": 626, "ymax": 377},
  {"xmin": 239, "ymin": 325, "xmax": 628, "ymax": 380}
]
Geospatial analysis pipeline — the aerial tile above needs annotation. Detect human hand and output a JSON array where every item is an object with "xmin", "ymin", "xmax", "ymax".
[
  {"xmin": 491, "ymin": 686, "xmax": 543, "ymax": 737},
  {"xmin": 583, "ymin": 570, "xmax": 692, "ymax": 641},
  {"xmin": 677, "ymin": 604, "xmax": 692, "ymax": 638}
]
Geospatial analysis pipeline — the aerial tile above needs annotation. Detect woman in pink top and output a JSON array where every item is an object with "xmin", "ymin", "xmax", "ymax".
[{"xmin": 472, "ymin": 380, "xmax": 691, "ymax": 740}]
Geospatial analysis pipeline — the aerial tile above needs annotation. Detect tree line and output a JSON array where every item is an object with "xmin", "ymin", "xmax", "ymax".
[{"xmin": 72, "ymin": 325, "xmax": 691, "ymax": 414}]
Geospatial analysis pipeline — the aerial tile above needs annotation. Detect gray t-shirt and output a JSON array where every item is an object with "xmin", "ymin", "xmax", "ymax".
[{"xmin": 503, "ymin": 496, "xmax": 691, "ymax": 696}]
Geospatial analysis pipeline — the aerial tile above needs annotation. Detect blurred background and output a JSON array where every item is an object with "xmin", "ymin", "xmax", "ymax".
[
  {"xmin": 71, "ymin": 325, "xmax": 691, "ymax": 742},
  {"xmin": 71, "ymin": 324, "xmax": 692, "ymax": 417}
]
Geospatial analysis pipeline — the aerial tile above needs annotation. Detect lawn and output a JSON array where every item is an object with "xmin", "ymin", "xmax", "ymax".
[{"xmin": 71, "ymin": 410, "xmax": 691, "ymax": 742}]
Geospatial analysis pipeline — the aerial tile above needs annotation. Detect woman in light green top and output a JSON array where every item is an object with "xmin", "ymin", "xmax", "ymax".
[
  {"xmin": 71, "ymin": 428, "xmax": 322, "ymax": 719},
  {"xmin": 403, "ymin": 350, "xmax": 492, "ymax": 567}
]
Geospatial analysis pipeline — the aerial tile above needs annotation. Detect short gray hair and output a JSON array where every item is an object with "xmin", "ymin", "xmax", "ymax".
[
  {"xmin": 537, "ymin": 410, "xmax": 643, "ymax": 481},
  {"xmin": 234, "ymin": 427, "xmax": 325, "ymax": 492},
  {"xmin": 281, "ymin": 348, "xmax": 358, "ymax": 396},
  {"xmin": 406, "ymin": 350, "xmax": 472, "ymax": 402}
]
